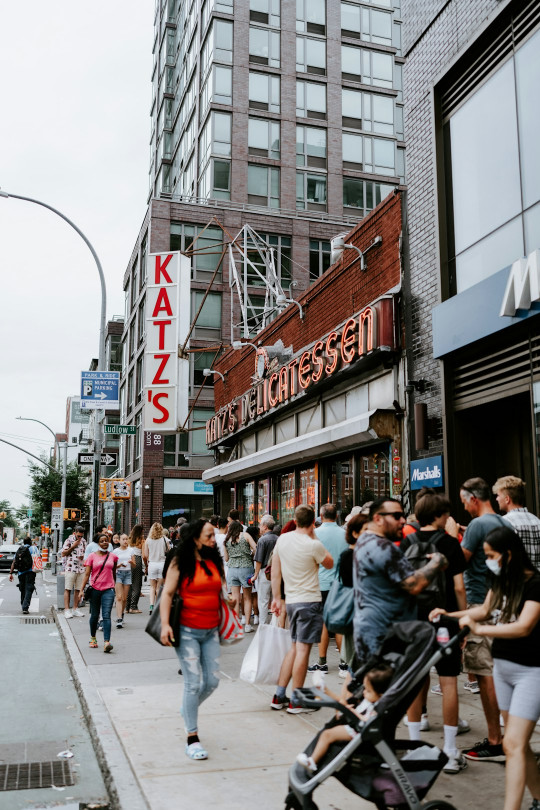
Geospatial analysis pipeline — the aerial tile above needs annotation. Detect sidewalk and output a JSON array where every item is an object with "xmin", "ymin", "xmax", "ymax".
[{"xmin": 54, "ymin": 580, "xmax": 539, "ymax": 810}]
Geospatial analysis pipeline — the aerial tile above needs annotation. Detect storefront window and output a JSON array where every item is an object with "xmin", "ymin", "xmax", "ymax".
[
  {"xmin": 257, "ymin": 479, "xmax": 269, "ymax": 521},
  {"xmin": 299, "ymin": 466, "xmax": 317, "ymax": 513},
  {"xmin": 279, "ymin": 471, "xmax": 296, "ymax": 525},
  {"xmin": 133, "ymin": 480, "xmax": 140, "ymax": 524},
  {"xmin": 242, "ymin": 481, "xmax": 256, "ymax": 525},
  {"xmin": 328, "ymin": 457, "xmax": 354, "ymax": 522},
  {"xmin": 534, "ymin": 382, "xmax": 540, "ymax": 510}
]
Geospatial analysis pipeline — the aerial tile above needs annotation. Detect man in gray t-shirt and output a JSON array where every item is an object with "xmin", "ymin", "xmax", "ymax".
[{"xmin": 252, "ymin": 514, "xmax": 278, "ymax": 625}]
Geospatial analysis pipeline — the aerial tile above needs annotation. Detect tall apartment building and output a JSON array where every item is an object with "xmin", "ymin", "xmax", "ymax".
[{"xmin": 119, "ymin": 0, "xmax": 405, "ymax": 531}]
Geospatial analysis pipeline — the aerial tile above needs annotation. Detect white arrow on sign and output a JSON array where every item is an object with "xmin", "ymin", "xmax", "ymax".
[
  {"xmin": 96, "ymin": 392, "xmax": 107, "ymax": 400},
  {"xmin": 101, "ymin": 453, "xmax": 117, "ymax": 465}
]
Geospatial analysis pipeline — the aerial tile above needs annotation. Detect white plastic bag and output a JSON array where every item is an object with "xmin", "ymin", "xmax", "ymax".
[{"xmin": 240, "ymin": 622, "xmax": 292, "ymax": 684}]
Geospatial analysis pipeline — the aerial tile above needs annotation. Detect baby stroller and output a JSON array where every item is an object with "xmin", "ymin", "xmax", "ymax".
[{"xmin": 286, "ymin": 620, "xmax": 468, "ymax": 810}]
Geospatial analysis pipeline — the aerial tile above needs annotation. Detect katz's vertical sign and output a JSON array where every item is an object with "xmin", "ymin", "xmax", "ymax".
[{"xmin": 144, "ymin": 251, "xmax": 190, "ymax": 432}]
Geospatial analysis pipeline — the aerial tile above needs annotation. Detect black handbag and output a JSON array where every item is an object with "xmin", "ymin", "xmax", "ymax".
[
  {"xmin": 145, "ymin": 588, "xmax": 183, "ymax": 648},
  {"xmin": 84, "ymin": 552, "xmax": 110, "ymax": 601}
]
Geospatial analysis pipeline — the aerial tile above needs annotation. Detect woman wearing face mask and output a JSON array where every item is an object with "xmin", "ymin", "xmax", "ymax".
[{"xmin": 430, "ymin": 526, "xmax": 540, "ymax": 810}]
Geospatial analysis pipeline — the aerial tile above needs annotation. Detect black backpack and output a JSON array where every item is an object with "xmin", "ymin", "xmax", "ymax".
[
  {"xmin": 15, "ymin": 544, "xmax": 33, "ymax": 573},
  {"xmin": 403, "ymin": 530, "xmax": 446, "ymax": 614}
]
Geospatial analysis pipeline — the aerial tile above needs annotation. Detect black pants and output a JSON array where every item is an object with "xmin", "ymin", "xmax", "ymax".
[
  {"xmin": 128, "ymin": 555, "xmax": 143, "ymax": 610},
  {"xmin": 18, "ymin": 572, "xmax": 36, "ymax": 611}
]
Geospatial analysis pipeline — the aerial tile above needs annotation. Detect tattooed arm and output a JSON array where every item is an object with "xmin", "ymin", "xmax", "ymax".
[{"xmin": 399, "ymin": 552, "xmax": 448, "ymax": 596}]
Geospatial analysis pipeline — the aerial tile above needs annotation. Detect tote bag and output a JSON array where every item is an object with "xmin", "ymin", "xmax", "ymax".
[
  {"xmin": 323, "ymin": 576, "xmax": 354, "ymax": 634},
  {"xmin": 240, "ymin": 621, "xmax": 292, "ymax": 684}
]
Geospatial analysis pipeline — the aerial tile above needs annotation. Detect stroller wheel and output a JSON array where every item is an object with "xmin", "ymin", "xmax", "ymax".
[{"xmin": 423, "ymin": 802, "xmax": 457, "ymax": 810}]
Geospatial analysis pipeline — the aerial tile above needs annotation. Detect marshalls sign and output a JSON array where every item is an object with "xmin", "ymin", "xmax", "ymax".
[
  {"xmin": 410, "ymin": 455, "xmax": 444, "ymax": 490},
  {"xmin": 144, "ymin": 251, "xmax": 190, "ymax": 432}
]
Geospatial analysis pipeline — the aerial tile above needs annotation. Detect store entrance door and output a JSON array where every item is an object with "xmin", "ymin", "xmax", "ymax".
[{"xmin": 451, "ymin": 391, "xmax": 536, "ymax": 514}]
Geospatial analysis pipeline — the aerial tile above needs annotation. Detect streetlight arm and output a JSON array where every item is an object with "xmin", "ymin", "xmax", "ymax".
[
  {"xmin": 16, "ymin": 416, "xmax": 57, "ymax": 443},
  {"xmin": 0, "ymin": 437, "xmax": 57, "ymax": 473},
  {"xmin": 0, "ymin": 190, "xmax": 106, "ymax": 370}
]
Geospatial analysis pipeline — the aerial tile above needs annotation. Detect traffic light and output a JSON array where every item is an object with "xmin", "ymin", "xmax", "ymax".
[{"xmin": 63, "ymin": 509, "xmax": 81, "ymax": 521}]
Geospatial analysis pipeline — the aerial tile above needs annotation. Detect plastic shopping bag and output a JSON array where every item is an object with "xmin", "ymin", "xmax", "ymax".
[{"xmin": 240, "ymin": 622, "xmax": 292, "ymax": 684}]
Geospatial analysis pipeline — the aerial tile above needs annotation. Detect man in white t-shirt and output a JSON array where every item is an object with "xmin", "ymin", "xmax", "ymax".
[{"xmin": 270, "ymin": 505, "xmax": 333, "ymax": 714}]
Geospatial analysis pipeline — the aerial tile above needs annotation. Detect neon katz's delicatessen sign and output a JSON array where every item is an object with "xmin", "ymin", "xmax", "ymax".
[{"xmin": 206, "ymin": 296, "xmax": 396, "ymax": 447}]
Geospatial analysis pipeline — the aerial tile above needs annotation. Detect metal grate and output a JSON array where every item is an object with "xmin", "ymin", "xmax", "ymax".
[
  {"xmin": 0, "ymin": 761, "xmax": 74, "ymax": 791},
  {"xmin": 20, "ymin": 617, "xmax": 52, "ymax": 624}
]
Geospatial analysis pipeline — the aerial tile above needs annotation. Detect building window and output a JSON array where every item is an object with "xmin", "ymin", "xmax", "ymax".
[
  {"xmin": 200, "ymin": 64, "xmax": 233, "ymax": 113},
  {"xmin": 296, "ymin": 35, "xmax": 326, "ymax": 75},
  {"xmin": 137, "ymin": 298, "xmax": 146, "ymax": 344},
  {"xmin": 342, "ymin": 88, "xmax": 394, "ymax": 134},
  {"xmin": 164, "ymin": 433, "xmax": 189, "ymax": 467},
  {"xmin": 199, "ymin": 111, "xmax": 232, "ymax": 168},
  {"xmin": 244, "ymin": 232, "xmax": 291, "ymax": 287},
  {"xmin": 139, "ymin": 235, "xmax": 147, "ymax": 287},
  {"xmin": 249, "ymin": 71, "xmax": 280, "ymax": 112},
  {"xmin": 250, "ymin": 0, "xmax": 280, "ymax": 27},
  {"xmin": 192, "ymin": 408, "xmax": 215, "ymax": 454},
  {"xmin": 199, "ymin": 158, "xmax": 231, "ymax": 200},
  {"xmin": 247, "ymin": 164, "xmax": 280, "ymax": 208},
  {"xmin": 202, "ymin": 0, "xmax": 233, "ymax": 30},
  {"xmin": 170, "ymin": 223, "xmax": 224, "ymax": 281},
  {"xmin": 341, "ymin": 45, "xmax": 393, "ymax": 88},
  {"xmin": 192, "ymin": 350, "xmax": 221, "ymax": 388},
  {"xmin": 127, "ymin": 371, "xmax": 134, "ymax": 414},
  {"xmin": 249, "ymin": 26, "xmax": 280, "ymax": 67},
  {"xmin": 296, "ymin": 126, "xmax": 327, "ymax": 168},
  {"xmin": 296, "ymin": 0, "xmax": 325, "ymax": 34},
  {"xmin": 135, "ymin": 355, "xmax": 144, "ymax": 405},
  {"xmin": 124, "ymin": 280, "xmax": 130, "ymax": 324},
  {"xmin": 201, "ymin": 19, "xmax": 233, "ymax": 78},
  {"xmin": 309, "ymin": 239, "xmax": 331, "ymax": 281},
  {"xmin": 296, "ymin": 172, "xmax": 327, "ymax": 210},
  {"xmin": 248, "ymin": 118, "xmax": 280, "ymax": 159},
  {"xmin": 296, "ymin": 80, "xmax": 326, "ymax": 119},
  {"xmin": 129, "ymin": 321, "xmax": 136, "ymax": 358},
  {"xmin": 342, "ymin": 177, "xmax": 394, "ymax": 213},
  {"xmin": 342, "ymin": 132, "xmax": 395, "ymax": 174},
  {"xmin": 444, "ymin": 28, "xmax": 540, "ymax": 295},
  {"xmin": 191, "ymin": 291, "xmax": 222, "ymax": 339},
  {"xmin": 341, "ymin": 3, "xmax": 392, "ymax": 46},
  {"xmin": 130, "ymin": 260, "xmax": 138, "ymax": 307}
]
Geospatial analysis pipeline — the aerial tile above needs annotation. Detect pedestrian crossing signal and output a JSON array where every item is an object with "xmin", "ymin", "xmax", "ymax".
[{"xmin": 64, "ymin": 509, "xmax": 81, "ymax": 521}]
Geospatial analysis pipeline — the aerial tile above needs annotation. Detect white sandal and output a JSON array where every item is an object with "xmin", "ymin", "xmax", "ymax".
[{"xmin": 185, "ymin": 742, "xmax": 208, "ymax": 760}]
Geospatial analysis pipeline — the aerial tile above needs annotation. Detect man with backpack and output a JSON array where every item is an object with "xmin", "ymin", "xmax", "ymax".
[
  {"xmin": 401, "ymin": 488, "xmax": 469, "ymax": 774},
  {"xmin": 9, "ymin": 538, "xmax": 36, "ymax": 614}
]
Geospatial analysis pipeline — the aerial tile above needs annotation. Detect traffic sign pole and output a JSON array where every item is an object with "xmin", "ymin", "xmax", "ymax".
[{"xmin": 55, "ymin": 441, "xmax": 68, "ymax": 574}]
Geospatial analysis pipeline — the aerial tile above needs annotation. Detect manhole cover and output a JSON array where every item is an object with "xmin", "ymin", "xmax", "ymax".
[
  {"xmin": 20, "ymin": 617, "xmax": 52, "ymax": 624},
  {"xmin": 0, "ymin": 760, "xmax": 74, "ymax": 791}
]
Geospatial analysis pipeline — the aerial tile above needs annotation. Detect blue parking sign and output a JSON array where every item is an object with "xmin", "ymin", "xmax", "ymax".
[{"xmin": 81, "ymin": 371, "xmax": 120, "ymax": 410}]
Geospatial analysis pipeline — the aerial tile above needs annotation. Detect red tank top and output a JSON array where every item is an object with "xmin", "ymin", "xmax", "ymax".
[{"xmin": 178, "ymin": 560, "xmax": 222, "ymax": 629}]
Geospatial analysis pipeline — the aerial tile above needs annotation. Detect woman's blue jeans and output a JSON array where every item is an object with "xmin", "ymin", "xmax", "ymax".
[
  {"xmin": 175, "ymin": 625, "xmax": 220, "ymax": 734},
  {"xmin": 89, "ymin": 587, "xmax": 115, "ymax": 641}
]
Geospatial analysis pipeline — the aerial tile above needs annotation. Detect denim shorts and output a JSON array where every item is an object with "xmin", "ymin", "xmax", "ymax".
[
  {"xmin": 227, "ymin": 566, "xmax": 254, "ymax": 588},
  {"xmin": 116, "ymin": 569, "xmax": 132, "ymax": 585}
]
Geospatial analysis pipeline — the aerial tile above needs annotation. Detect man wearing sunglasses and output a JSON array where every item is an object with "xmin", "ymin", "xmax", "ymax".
[{"xmin": 353, "ymin": 496, "xmax": 447, "ymax": 667}]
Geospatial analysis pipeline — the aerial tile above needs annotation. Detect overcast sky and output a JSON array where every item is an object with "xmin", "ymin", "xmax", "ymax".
[{"xmin": 0, "ymin": 2, "xmax": 153, "ymax": 517}]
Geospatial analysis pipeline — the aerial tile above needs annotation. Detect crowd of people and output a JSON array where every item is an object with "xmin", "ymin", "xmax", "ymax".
[{"xmin": 10, "ymin": 472, "xmax": 540, "ymax": 809}]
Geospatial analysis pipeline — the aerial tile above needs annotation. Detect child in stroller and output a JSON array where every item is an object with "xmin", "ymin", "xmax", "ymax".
[
  {"xmin": 286, "ymin": 619, "xmax": 468, "ymax": 810},
  {"xmin": 297, "ymin": 664, "xmax": 394, "ymax": 774}
]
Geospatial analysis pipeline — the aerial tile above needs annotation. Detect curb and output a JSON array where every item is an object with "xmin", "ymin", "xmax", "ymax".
[{"xmin": 53, "ymin": 607, "xmax": 150, "ymax": 810}]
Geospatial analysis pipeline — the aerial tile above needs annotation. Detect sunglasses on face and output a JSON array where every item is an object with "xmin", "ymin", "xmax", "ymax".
[{"xmin": 377, "ymin": 511, "xmax": 405, "ymax": 520}]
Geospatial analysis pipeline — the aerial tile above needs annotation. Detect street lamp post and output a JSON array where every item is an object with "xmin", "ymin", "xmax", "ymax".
[
  {"xmin": 1, "ymin": 190, "xmax": 107, "ymax": 541},
  {"xmin": 16, "ymin": 416, "xmax": 59, "ymax": 469}
]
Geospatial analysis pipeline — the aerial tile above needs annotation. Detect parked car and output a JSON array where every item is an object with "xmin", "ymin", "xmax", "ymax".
[{"xmin": 0, "ymin": 544, "xmax": 21, "ymax": 571}]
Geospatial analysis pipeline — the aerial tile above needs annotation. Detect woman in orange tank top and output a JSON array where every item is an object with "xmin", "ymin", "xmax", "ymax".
[{"xmin": 160, "ymin": 518, "xmax": 229, "ymax": 761}]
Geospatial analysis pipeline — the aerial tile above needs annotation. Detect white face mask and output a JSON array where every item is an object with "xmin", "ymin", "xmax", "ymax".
[{"xmin": 486, "ymin": 558, "xmax": 502, "ymax": 576}]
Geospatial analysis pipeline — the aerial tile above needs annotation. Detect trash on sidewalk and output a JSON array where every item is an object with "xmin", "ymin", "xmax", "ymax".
[{"xmin": 57, "ymin": 749, "xmax": 74, "ymax": 759}]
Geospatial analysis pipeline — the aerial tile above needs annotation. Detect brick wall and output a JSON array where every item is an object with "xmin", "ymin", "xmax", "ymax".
[
  {"xmin": 401, "ymin": 0, "xmax": 501, "ymax": 459},
  {"xmin": 212, "ymin": 190, "xmax": 402, "ymax": 409}
]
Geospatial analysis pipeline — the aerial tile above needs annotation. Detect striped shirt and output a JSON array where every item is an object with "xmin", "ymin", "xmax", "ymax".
[{"xmin": 503, "ymin": 508, "xmax": 540, "ymax": 569}]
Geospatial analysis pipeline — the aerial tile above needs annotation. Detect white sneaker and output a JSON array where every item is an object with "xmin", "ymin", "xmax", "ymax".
[
  {"xmin": 64, "ymin": 610, "xmax": 73, "ymax": 619},
  {"xmin": 443, "ymin": 752, "xmax": 468, "ymax": 774},
  {"xmin": 253, "ymin": 616, "xmax": 259, "ymax": 625},
  {"xmin": 244, "ymin": 624, "xmax": 253, "ymax": 633},
  {"xmin": 72, "ymin": 609, "xmax": 85, "ymax": 617},
  {"xmin": 420, "ymin": 713, "xmax": 430, "ymax": 732},
  {"xmin": 240, "ymin": 615, "xmax": 246, "ymax": 625},
  {"xmin": 457, "ymin": 718, "xmax": 471, "ymax": 735}
]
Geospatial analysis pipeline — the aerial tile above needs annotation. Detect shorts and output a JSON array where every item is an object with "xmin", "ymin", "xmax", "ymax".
[
  {"xmin": 228, "ymin": 566, "xmax": 254, "ymax": 588},
  {"xmin": 434, "ymin": 615, "xmax": 462, "ymax": 678},
  {"xmin": 116, "ymin": 569, "xmax": 132, "ymax": 585},
  {"xmin": 148, "ymin": 561, "xmax": 164, "ymax": 581},
  {"xmin": 286, "ymin": 601, "xmax": 323, "ymax": 645},
  {"xmin": 463, "ymin": 606, "xmax": 493, "ymax": 676},
  {"xmin": 493, "ymin": 658, "xmax": 540, "ymax": 722},
  {"xmin": 64, "ymin": 571, "xmax": 84, "ymax": 591},
  {"xmin": 321, "ymin": 589, "xmax": 329, "ymax": 607}
]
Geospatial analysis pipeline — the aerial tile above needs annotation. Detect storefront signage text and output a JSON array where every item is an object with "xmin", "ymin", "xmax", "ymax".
[
  {"xmin": 144, "ymin": 252, "xmax": 190, "ymax": 432},
  {"xmin": 410, "ymin": 455, "xmax": 443, "ymax": 490},
  {"xmin": 206, "ymin": 298, "xmax": 395, "ymax": 446},
  {"xmin": 500, "ymin": 249, "xmax": 540, "ymax": 317}
]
